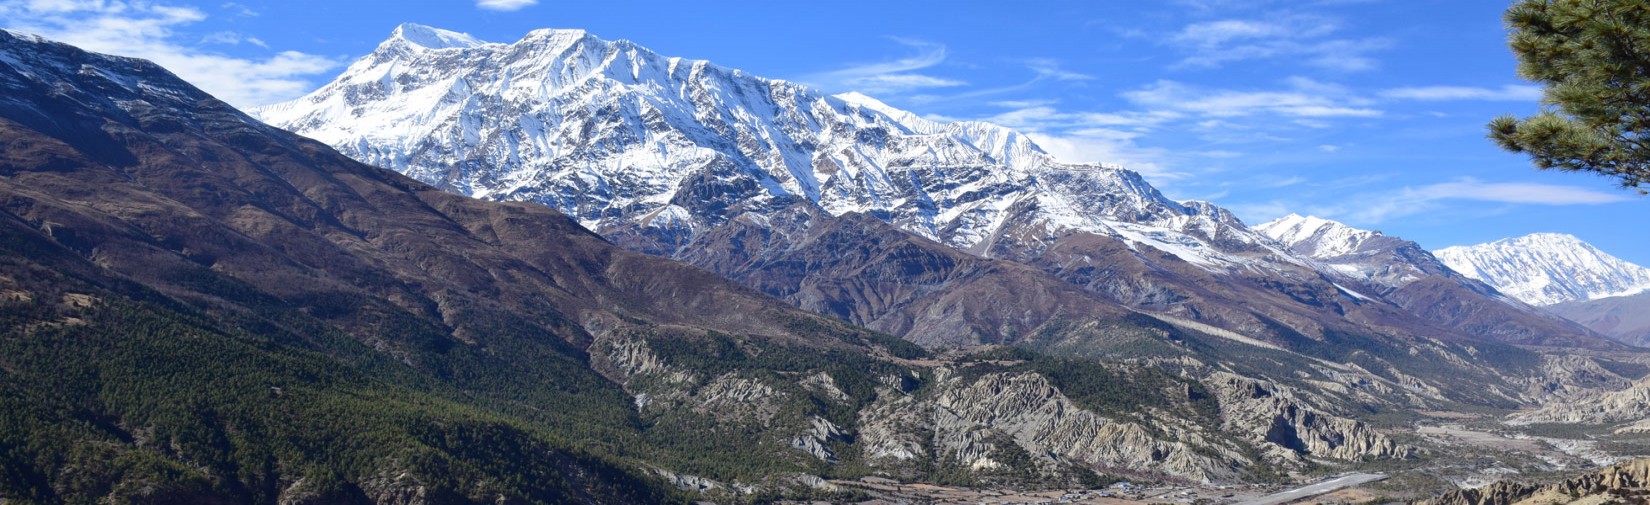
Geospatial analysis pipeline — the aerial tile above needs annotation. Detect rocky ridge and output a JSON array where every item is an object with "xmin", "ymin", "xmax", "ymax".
[
  {"xmin": 1547, "ymin": 291, "xmax": 1650, "ymax": 347},
  {"xmin": 865, "ymin": 369, "xmax": 1240, "ymax": 483},
  {"xmin": 1420, "ymin": 458, "xmax": 1650, "ymax": 505}
]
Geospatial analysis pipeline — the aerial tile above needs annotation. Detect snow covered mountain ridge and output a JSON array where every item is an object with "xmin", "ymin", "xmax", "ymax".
[
  {"xmin": 1435, "ymin": 233, "xmax": 1650, "ymax": 306},
  {"xmin": 1256, "ymin": 214, "xmax": 1481, "ymax": 292},
  {"xmin": 253, "ymin": 23, "xmax": 1294, "ymax": 271},
  {"xmin": 1255, "ymin": 214, "xmax": 1382, "ymax": 259}
]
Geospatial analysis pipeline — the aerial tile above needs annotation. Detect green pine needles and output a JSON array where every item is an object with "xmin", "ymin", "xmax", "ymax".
[{"xmin": 1490, "ymin": 0, "xmax": 1650, "ymax": 191}]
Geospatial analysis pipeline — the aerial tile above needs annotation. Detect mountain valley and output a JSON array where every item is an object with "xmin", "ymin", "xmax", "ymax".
[{"xmin": 1, "ymin": 18, "xmax": 1649, "ymax": 505}]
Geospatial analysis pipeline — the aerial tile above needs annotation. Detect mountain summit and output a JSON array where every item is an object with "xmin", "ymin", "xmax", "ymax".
[
  {"xmin": 388, "ymin": 23, "xmax": 487, "ymax": 50},
  {"xmin": 1435, "ymin": 233, "xmax": 1650, "ymax": 306}
]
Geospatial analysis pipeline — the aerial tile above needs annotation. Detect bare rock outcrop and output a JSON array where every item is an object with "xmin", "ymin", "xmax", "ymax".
[
  {"xmin": 860, "ymin": 369, "xmax": 1246, "ymax": 483},
  {"xmin": 694, "ymin": 373, "xmax": 785, "ymax": 424},
  {"xmin": 1512, "ymin": 375, "xmax": 1650, "ymax": 425},
  {"xmin": 1206, "ymin": 372, "xmax": 1410, "ymax": 461},
  {"xmin": 791, "ymin": 416, "xmax": 848, "ymax": 462},
  {"xmin": 1518, "ymin": 354, "xmax": 1638, "ymax": 403}
]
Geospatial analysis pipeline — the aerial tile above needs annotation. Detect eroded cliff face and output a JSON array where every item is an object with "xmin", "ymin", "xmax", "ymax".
[
  {"xmin": 1512, "ymin": 374, "xmax": 1650, "ymax": 426},
  {"xmin": 1204, "ymin": 372, "xmax": 1411, "ymax": 462},
  {"xmin": 857, "ymin": 369, "xmax": 1247, "ymax": 484},
  {"xmin": 1518, "ymin": 354, "xmax": 1641, "ymax": 403}
]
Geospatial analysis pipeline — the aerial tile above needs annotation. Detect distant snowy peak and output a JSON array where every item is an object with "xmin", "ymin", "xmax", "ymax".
[
  {"xmin": 1255, "ymin": 214, "xmax": 1462, "ymax": 290},
  {"xmin": 1435, "ymin": 233, "xmax": 1650, "ymax": 306},
  {"xmin": 1255, "ymin": 214, "xmax": 1384, "ymax": 259}
]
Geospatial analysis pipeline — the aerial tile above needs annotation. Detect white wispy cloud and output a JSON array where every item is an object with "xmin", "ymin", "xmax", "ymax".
[
  {"xmin": 1263, "ymin": 175, "xmax": 1307, "ymax": 187},
  {"xmin": 1173, "ymin": 18, "xmax": 1331, "ymax": 46},
  {"xmin": 476, "ymin": 0, "xmax": 537, "ymax": 11},
  {"xmin": 804, "ymin": 38, "xmax": 964, "ymax": 95},
  {"xmin": 841, "ymin": 55, "xmax": 1090, "ymax": 106},
  {"xmin": 1379, "ymin": 84, "xmax": 1543, "ymax": 101},
  {"xmin": 849, "ymin": 74, "xmax": 964, "ymax": 92},
  {"xmin": 1224, "ymin": 200, "xmax": 1300, "ymax": 224},
  {"xmin": 1169, "ymin": 0, "xmax": 1289, "ymax": 12},
  {"xmin": 0, "ymin": 0, "xmax": 338, "ymax": 108},
  {"xmin": 990, "ymin": 99, "xmax": 1058, "ymax": 108},
  {"xmin": 1406, "ymin": 180, "xmax": 1630, "ymax": 205},
  {"xmin": 220, "ymin": 2, "xmax": 257, "ymax": 17},
  {"xmin": 1025, "ymin": 58, "xmax": 1094, "ymax": 81},
  {"xmin": 1123, "ymin": 78, "xmax": 1380, "ymax": 118},
  {"xmin": 1168, "ymin": 14, "xmax": 1390, "ymax": 71},
  {"xmin": 201, "ymin": 30, "xmax": 266, "ymax": 47},
  {"xmin": 1346, "ymin": 179, "xmax": 1631, "ymax": 223},
  {"xmin": 982, "ymin": 105, "xmax": 1180, "ymax": 132}
]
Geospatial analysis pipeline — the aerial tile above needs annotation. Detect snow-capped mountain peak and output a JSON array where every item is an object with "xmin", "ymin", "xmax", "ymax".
[
  {"xmin": 253, "ymin": 25, "xmax": 1318, "ymax": 274},
  {"xmin": 388, "ymin": 23, "xmax": 487, "ymax": 50},
  {"xmin": 1435, "ymin": 233, "xmax": 1650, "ymax": 306}
]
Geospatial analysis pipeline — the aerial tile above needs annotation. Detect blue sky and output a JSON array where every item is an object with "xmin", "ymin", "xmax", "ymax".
[{"xmin": 2, "ymin": 0, "xmax": 1644, "ymax": 264}]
